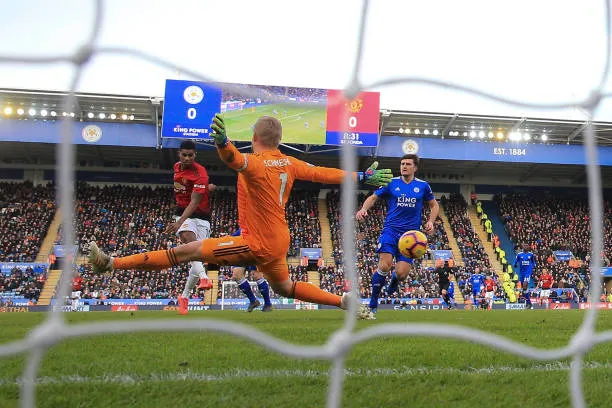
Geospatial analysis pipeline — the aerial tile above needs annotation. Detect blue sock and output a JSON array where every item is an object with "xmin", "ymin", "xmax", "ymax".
[
  {"xmin": 257, "ymin": 278, "xmax": 272, "ymax": 306},
  {"xmin": 369, "ymin": 271, "xmax": 387, "ymax": 310},
  {"xmin": 525, "ymin": 291, "xmax": 532, "ymax": 306},
  {"xmin": 238, "ymin": 278, "xmax": 257, "ymax": 303},
  {"xmin": 387, "ymin": 272, "xmax": 399, "ymax": 295}
]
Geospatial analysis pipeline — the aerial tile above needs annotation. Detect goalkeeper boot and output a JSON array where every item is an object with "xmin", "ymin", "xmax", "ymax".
[
  {"xmin": 88, "ymin": 242, "xmax": 113, "ymax": 274},
  {"xmin": 262, "ymin": 304, "xmax": 273, "ymax": 312},
  {"xmin": 247, "ymin": 299, "xmax": 261, "ymax": 312},
  {"xmin": 198, "ymin": 278, "xmax": 213, "ymax": 290},
  {"xmin": 178, "ymin": 296, "xmax": 189, "ymax": 315}
]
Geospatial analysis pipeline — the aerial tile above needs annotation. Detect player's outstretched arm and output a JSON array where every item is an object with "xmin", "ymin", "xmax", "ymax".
[
  {"xmin": 292, "ymin": 158, "xmax": 393, "ymax": 187},
  {"xmin": 211, "ymin": 114, "xmax": 261, "ymax": 174}
]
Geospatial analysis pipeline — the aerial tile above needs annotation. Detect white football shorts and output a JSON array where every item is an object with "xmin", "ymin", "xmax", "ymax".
[
  {"xmin": 540, "ymin": 289, "xmax": 551, "ymax": 298},
  {"xmin": 173, "ymin": 216, "xmax": 211, "ymax": 241},
  {"xmin": 485, "ymin": 291, "xmax": 494, "ymax": 300}
]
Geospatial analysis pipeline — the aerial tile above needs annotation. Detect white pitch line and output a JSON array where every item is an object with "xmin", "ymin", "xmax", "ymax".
[{"xmin": 1, "ymin": 362, "xmax": 611, "ymax": 386}]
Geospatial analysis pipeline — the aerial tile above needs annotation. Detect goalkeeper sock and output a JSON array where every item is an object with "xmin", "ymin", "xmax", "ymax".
[
  {"xmin": 256, "ymin": 278, "xmax": 272, "ymax": 306},
  {"xmin": 369, "ymin": 270, "xmax": 387, "ymax": 310},
  {"xmin": 387, "ymin": 272, "xmax": 399, "ymax": 295},
  {"xmin": 443, "ymin": 293, "xmax": 451, "ymax": 307},
  {"xmin": 291, "ymin": 281, "xmax": 341, "ymax": 308},
  {"xmin": 113, "ymin": 249, "xmax": 179, "ymax": 270},
  {"xmin": 238, "ymin": 278, "xmax": 257, "ymax": 303},
  {"xmin": 190, "ymin": 261, "xmax": 208, "ymax": 279}
]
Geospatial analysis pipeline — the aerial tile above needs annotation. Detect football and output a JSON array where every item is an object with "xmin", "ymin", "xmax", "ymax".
[{"xmin": 398, "ymin": 230, "xmax": 428, "ymax": 259}]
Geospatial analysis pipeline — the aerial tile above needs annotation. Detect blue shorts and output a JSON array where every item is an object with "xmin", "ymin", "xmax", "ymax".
[
  {"xmin": 378, "ymin": 228, "xmax": 414, "ymax": 264},
  {"xmin": 472, "ymin": 288, "xmax": 481, "ymax": 298},
  {"xmin": 519, "ymin": 272, "xmax": 532, "ymax": 286}
]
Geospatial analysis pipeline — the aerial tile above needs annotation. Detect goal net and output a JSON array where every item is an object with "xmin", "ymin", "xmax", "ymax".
[{"xmin": 0, "ymin": 1, "xmax": 609, "ymax": 408}]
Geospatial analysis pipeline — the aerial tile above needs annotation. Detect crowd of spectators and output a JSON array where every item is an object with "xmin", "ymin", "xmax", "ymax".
[
  {"xmin": 0, "ymin": 266, "xmax": 47, "ymax": 303},
  {"xmin": 0, "ymin": 181, "xmax": 56, "ymax": 262},
  {"xmin": 496, "ymin": 193, "xmax": 612, "ymax": 290},
  {"xmin": 73, "ymin": 183, "xmax": 176, "ymax": 257}
]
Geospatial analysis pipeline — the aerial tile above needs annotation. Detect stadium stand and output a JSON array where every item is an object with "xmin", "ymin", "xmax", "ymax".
[
  {"xmin": 0, "ymin": 181, "xmax": 56, "ymax": 262},
  {"xmin": 441, "ymin": 194, "xmax": 495, "ymax": 300},
  {"xmin": 0, "ymin": 266, "xmax": 47, "ymax": 304},
  {"xmin": 495, "ymin": 193, "xmax": 610, "ymax": 290}
]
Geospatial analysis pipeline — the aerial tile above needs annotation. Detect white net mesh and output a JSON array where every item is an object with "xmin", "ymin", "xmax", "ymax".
[{"xmin": 0, "ymin": 1, "xmax": 610, "ymax": 407}]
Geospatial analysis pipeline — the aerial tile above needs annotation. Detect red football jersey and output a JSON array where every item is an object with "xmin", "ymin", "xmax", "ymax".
[
  {"xmin": 484, "ymin": 277, "xmax": 495, "ymax": 292},
  {"xmin": 540, "ymin": 273, "xmax": 553, "ymax": 289},
  {"xmin": 173, "ymin": 161, "xmax": 210, "ymax": 216}
]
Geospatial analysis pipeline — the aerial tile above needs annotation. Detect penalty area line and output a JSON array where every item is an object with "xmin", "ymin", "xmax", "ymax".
[{"xmin": 1, "ymin": 361, "xmax": 610, "ymax": 386}]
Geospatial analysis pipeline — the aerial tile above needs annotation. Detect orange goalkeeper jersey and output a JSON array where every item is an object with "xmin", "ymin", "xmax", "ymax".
[{"xmin": 218, "ymin": 142, "xmax": 348, "ymax": 260}]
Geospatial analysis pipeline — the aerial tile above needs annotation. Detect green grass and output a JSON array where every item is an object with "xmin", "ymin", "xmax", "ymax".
[
  {"xmin": 1, "ymin": 310, "xmax": 612, "ymax": 407},
  {"xmin": 224, "ymin": 103, "xmax": 327, "ymax": 145}
]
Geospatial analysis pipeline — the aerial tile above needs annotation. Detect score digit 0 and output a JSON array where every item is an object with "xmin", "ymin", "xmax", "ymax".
[
  {"xmin": 187, "ymin": 108, "xmax": 197, "ymax": 119},
  {"xmin": 348, "ymin": 116, "xmax": 357, "ymax": 128}
]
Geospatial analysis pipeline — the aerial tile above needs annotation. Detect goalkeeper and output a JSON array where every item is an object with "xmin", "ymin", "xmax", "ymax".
[{"xmin": 89, "ymin": 114, "xmax": 392, "ymax": 316}]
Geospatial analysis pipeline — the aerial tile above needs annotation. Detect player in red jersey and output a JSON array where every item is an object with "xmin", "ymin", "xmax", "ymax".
[
  {"xmin": 483, "ymin": 274, "xmax": 496, "ymax": 310},
  {"xmin": 89, "ymin": 114, "xmax": 392, "ymax": 318},
  {"xmin": 164, "ymin": 140, "xmax": 214, "ymax": 315},
  {"xmin": 538, "ymin": 268, "xmax": 554, "ymax": 307}
]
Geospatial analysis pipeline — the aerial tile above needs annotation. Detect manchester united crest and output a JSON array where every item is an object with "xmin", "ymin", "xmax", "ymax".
[{"xmin": 345, "ymin": 97, "xmax": 364, "ymax": 114}]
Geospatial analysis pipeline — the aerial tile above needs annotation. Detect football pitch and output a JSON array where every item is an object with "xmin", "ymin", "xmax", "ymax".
[
  {"xmin": 1, "ymin": 310, "xmax": 612, "ymax": 408},
  {"xmin": 224, "ymin": 103, "xmax": 328, "ymax": 145}
]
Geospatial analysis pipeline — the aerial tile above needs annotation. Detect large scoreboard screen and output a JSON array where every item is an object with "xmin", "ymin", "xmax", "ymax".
[{"xmin": 161, "ymin": 79, "xmax": 380, "ymax": 147}]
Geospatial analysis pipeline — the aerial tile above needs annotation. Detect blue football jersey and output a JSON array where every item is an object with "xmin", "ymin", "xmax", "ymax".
[
  {"xmin": 448, "ymin": 281, "xmax": 455, "ymax": 297},
  {"xmin": 469, "ymin": 273, "xmax": 485, "ymax": 290},
  {"xmin": 374, "ymin": 177, "xmax": 434, "ymax": 233},
  {"xmin": 514, "ymin": 252, "xmax": 536, "ymax": 274}
]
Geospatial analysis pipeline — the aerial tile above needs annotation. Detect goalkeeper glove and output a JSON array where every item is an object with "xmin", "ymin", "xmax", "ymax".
[
  {"xmin": 357, "ymin": 161, "xmax": 393, "ymax": 187},
  {"xmin": 210, "ymin": 114, "xmax": 228, "ymax": 147}
]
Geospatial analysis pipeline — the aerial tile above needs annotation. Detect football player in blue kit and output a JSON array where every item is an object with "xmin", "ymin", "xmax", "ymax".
[
  {"xmin": 356, "ymin": 154, "xmax": 439, "ymax": 318},
  {"xmin": 514, "ymin": 243, "xmax": 537, "ymax": 309}
]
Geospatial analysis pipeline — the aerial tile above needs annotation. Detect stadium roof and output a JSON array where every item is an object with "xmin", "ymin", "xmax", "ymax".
[
  {"xmin": 1, "ymin": 88, "xmax": 611, "ymax": 146},
  {"xmin": 1, "ymin": 88, "xmax": 612, "ymax": 187}
]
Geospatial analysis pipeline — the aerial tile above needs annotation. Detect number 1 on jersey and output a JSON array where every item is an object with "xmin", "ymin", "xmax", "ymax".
[{"xmin": 279, "ymin": 172, "xmax": 288, "ymax": 206}]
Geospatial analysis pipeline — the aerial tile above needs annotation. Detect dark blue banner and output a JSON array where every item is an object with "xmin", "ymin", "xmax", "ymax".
[
  {"xmin": 161, "ymin": 79, "xmax": 222, "ymax": 139},
  {"xmin": 433, "ymin": 250, "xmax": 453, "ymax": 260},
  {"xmin": 300, "ymin": 248, "xmax": 322, "ymax": 260},
  {"xmin": 554, "ymin": 251, "xmax": 573, "ymax": 261},
  {"xmin": 378, "ymin": 136, "xmax": 612, "ymax": 165},
  {"xmin": 0, "ymin": 120, "xmax": 156, "ymax": 147},
  {"xmin": 0, "ymin": 263, "xmax": 47, "ymax": 275}
]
